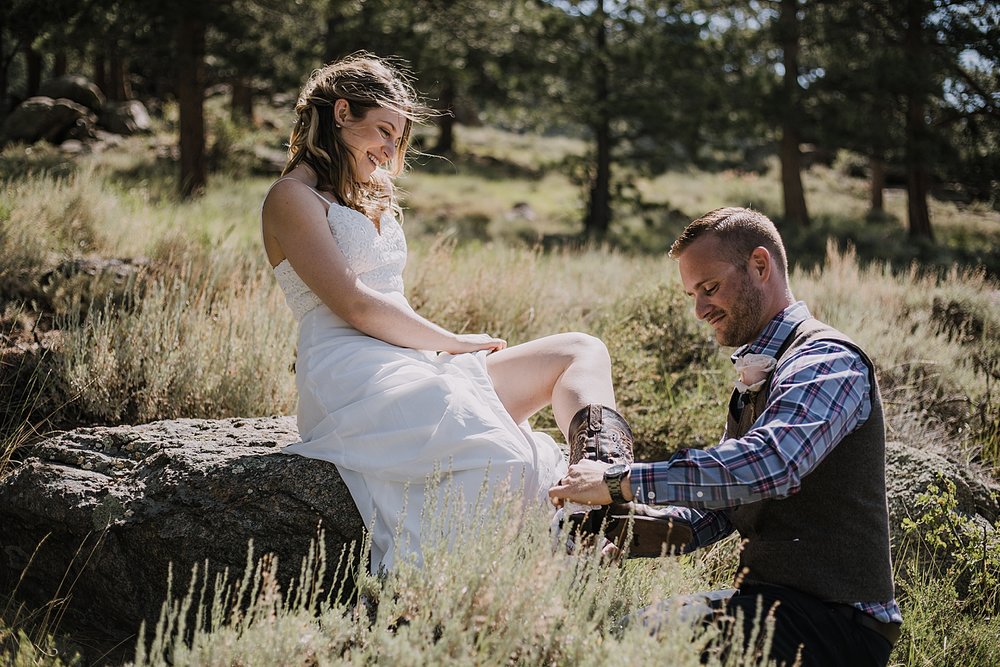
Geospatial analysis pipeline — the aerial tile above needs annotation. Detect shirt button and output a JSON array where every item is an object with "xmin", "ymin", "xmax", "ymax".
[
  {"xmin": 647, "ymin": 491, "xmax": 656, "ymax": 500},
  {"xmin": 696, "ymin": 491, "xmax": 704, "ymax": 498}
]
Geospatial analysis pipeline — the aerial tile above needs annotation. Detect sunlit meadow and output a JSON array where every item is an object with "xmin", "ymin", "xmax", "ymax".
[{"xmin": 1, "ymin": 113, "xmax": 998, "ymax": 664}]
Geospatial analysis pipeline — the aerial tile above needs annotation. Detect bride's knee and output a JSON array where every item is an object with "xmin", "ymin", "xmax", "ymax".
[{"xmin": 558, "ymin": 332, "xmax": 611, "ymax": 366}]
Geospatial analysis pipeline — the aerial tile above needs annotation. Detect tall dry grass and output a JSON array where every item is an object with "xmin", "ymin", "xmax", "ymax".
[
  {"xmin": 56, "ymin": 259, "xmax": 296, "ymax": 424},
  {"xmin": 132, "ymin": 487, "xmax": 771, "ymax": 667},
  {"xmin": 128, "ymin": 473, "xmax": 1000, "ymax": 666}
]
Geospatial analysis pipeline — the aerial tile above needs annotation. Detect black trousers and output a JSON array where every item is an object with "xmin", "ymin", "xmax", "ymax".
[{"xmin": 704, "ymin": 584, "xmax": 893, "ymax": 667}]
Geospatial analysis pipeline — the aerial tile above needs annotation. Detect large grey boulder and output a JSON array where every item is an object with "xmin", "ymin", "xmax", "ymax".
[
  {"xmin": 38, "ymin": 75, "xmax": 106, "ymax": 113},
  {"xmin": 1, "ymin": 96, "xmax": 96, "ymax": 145},
  {"xmin": 0, "ymin": 417, "xmax": 364, "ymax": 659}
]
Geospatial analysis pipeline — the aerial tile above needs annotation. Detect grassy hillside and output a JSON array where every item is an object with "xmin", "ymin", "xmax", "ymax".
[{"xmin": 1, "ymin": 116, "xmax": 998, "ymax": 664}]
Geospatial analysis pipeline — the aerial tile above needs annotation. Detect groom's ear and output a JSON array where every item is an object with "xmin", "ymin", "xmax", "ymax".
[{"xmin": 749, "ymin": 246, "xmax": 770, "ymax": 281}]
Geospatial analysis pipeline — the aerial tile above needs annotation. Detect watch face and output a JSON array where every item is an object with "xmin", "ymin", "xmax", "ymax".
[{"xmin": 605, "ymin": 463, "xmax": 628, "ymax": 478}]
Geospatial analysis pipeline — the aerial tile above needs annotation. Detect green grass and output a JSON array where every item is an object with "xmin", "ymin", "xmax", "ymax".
[{"xmin": 1, "ymin": 118, "xmax": 998, "ymax": 664}]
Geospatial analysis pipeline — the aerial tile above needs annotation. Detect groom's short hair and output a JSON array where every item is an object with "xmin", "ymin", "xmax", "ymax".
[{"xmin": 670, "ymin": 207, "xmax": 789, "ymax": 279}]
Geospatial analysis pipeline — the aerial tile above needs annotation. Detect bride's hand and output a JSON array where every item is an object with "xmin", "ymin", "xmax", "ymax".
[{"xmin": 445, "ymin": 333, "xmax": 507, "ymax": 354}]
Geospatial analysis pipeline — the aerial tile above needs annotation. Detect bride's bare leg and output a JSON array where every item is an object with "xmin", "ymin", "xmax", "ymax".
[{"xmin": 485, "ymin": 332, "xmax": 616, "ymax": 437}]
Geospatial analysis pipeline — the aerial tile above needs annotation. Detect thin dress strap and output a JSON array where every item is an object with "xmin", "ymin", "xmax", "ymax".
[
  {"xmin": 261, "ymin": 177, "xmax": 337, "ymax": 268},
  {"xmin": 304, "ymin": 186, "xmax": 334, "ymax": 206},
  {"xmin": 262, "ymin": 177, "xmax": 335, "ymax": 208}
]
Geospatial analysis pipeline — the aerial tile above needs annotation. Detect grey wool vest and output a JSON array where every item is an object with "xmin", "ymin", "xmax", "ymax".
[{"xmin": 723, "ymin": 318, "xmax": 895, "ymax": 604}]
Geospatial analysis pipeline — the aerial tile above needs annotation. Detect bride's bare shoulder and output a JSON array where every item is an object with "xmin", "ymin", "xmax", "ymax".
[
  {"xmin": 264, "ymin": 175, "xmax": 312, "ymax": 204},
  {"xmin": 264, "ymin": 176, "xmax": 325, "ymax": 217}
]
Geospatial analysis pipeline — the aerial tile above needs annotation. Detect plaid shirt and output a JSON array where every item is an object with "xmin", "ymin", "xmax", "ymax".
[{"xmin": 631, "ymin": 301, "xmax": 902, "ymax": 624}]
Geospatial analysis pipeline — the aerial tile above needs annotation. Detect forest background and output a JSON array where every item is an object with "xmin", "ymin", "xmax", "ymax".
[
  {"xmin": 1, "ymin": 1, "xmax": 999, "ymax": 665},
  {"xmin": 2, "ymin": 0, "xmax": 998, "ymax": 248}
]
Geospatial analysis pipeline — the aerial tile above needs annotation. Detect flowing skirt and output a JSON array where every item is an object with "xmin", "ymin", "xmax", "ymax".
[{"xmin": 283, "ymin": 296, "xmax": 566, "ymax": 572}]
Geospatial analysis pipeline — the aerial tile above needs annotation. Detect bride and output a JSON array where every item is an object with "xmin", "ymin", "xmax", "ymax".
[{"xmin": 261, "ymin": 53, "xmax": 632, "ymax": 572}]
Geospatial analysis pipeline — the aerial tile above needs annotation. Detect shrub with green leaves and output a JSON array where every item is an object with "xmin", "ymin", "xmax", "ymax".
[
  {"xmin": 900, "ymin": 476, "xmax": 1000, "ymax": 609},
  {"xmin": 895, "ymin": 476, "xmax": 1000, "ymax": 664}
]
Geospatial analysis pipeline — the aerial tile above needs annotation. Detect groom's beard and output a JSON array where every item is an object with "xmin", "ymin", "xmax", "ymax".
[{"xmin": 713, "ymin": 270, "xmax": 765, "ymax": 348}]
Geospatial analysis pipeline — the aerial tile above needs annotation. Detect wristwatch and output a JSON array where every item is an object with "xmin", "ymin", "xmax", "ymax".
[{"xmin": 604, "ymin": 463, "xmax": 631, "ymax": 504}]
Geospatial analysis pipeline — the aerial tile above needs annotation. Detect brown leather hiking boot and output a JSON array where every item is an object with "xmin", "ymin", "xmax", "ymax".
[
  {"xmin": 602, "ymin": 503, "xmax": 693, "ymax": 557},
  {"xmin": 555, "ymin": 405, "xmax": 693, "ymax": 557},
  {"xmin": 561, "ymin": 404, "xmax": 635, "ymax": 539},
  {"xmin": 567, "ymin": 404, "xmax": 634, "ymax": 468}
]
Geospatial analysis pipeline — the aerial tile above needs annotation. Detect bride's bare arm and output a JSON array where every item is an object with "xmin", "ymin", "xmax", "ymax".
[{"xmin": 263, "ymin": 179, "xmax": 504, "ymax": 354}]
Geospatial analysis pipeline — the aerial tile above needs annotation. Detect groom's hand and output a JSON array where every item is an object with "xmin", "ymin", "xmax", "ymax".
[{"xmin": 549, "ymin": 459, "xmax": 633, "ymax": 507}]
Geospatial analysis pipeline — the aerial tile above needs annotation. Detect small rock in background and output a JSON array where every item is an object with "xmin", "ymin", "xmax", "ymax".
[
  {"xmin": 2, "ymin": 76, "xmax": 154, "ymax": 146},
  {"xmin": 506, "ymin": 201, "xmax": 536, "ymax": 221},
  {"xmin": 38, "ymin": 74, "xmax": 107, "ymax": 113},
  {"xmin": 1, "ymin": 96, "xmax": 96, "ymax": 145},
  {"xmin": 99, "ymin": 99, "xmax": 152, "ymax": 136}
]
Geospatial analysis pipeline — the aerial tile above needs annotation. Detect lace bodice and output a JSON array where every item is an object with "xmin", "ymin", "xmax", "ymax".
[{"xmin": 273, "ymin": 203, "xmax": 406, "ymax": 321}]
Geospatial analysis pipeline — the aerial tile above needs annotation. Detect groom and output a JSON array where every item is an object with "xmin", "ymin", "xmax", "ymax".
[{"xmin": 550, "ymin": 207, "xmax": 901, "ymax": 666}]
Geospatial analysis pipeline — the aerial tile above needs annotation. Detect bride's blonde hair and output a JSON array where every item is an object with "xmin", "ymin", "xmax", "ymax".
[{"xmin": 283, "ymin": 52, "xmax": 429, "ymax": 221}]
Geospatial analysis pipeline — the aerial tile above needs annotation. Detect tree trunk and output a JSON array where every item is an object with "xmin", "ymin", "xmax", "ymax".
[
  {"xmin": 324, "ymin": 17, "xmax": 338, "ymax": 63},
  {"xmin": 177, "ymin": 15, "xmax": 207, "ymax": 199},
  {"xmin": 324, "ymin": 9, "xmax": 348, "ymax": 63},
  {"xmin": 0, "ymin": 22, "xmax": 7, "ymax": 118},
  {"xmin": 585, "ymin": 1, "xmax": 611, "ymax": 239},
  {"xmin": 869, "ymin": 156, "xmax": 885, "ymax": 214},
  {"xmin": 53, "ymin": 51, "xmax": 67, "ymax": 77},
  {"xmin": 434, "ymin": 114, "xmax": 455, "ymax": 156},
  {"xmin": 777, "ymin": 0, "xmax": 809, "ymax": 227},
  {"xmin": 108, "ymin": 48, "xmax": 130, "ymax": 101},
  {"xmin": 93, "ymin": 51, "xmax": 108, "ymax": 98},
  {"xmin": 230, "ymin": 78, "xmax": 255, "ymax": 123},
  {"xmin": 905, "ymin": 95, "xmax": 933, "ymax": 240},
  {"xmin": 779, "ymin": 130, "xmax": 809, "ymax": 227},
  {"xmin": 432, "ymin": 78, "xmax": 456, "ymax": 155},
  {"xmin": 903, "ymin": 0, "xmax": 933, "ymax": 241},
  {"xmin": 24, "ymin": 44, "xmax": 42, "ymax": 97}
]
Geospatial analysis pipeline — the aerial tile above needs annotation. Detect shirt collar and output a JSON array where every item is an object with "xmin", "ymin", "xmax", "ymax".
[{"xmin": 731, "ymin": 301, "xmax": 811, "ymax": 363}]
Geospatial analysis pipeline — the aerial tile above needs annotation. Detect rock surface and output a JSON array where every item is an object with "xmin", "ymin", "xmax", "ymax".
[
  {"xmin": 885, "ymin": 439, "xmax": 999, "ymax": 531},
  {"xmin": 38, "ymin": 75, "xmax": 107, "ymax": 113},
  {"xmin": 1, "ymin": 419, "xmax": 997, "ymax": 662},
  {"xmin": 0, "ymin": 417, "xmax": 364, "ymax": 659},
  {"xmin": 3, "ymin": 76, "xmax": 153, "ymax": 146},
  {"xmin": 99, "ymin": 99, "xmax": 152, "ymax": 136},
  {"xmin": 1, "ymin": 96, "xmax": 96, "ymax": 145}
]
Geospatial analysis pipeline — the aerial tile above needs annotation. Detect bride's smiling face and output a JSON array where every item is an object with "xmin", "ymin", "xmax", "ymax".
[{"xmin": 334, "ymin": 99, "xmax": 404, "ymax": 182}]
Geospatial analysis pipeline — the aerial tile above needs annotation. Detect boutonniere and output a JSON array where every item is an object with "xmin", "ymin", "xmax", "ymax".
[{"xmin": 734, "ymin": 353, "xmax": 776, "ymax": 394}]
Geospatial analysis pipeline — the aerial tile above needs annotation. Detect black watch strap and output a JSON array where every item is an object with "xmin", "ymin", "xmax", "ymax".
[{"xmin": 605, "ymin": 466, "xmax": 629, "ymax": 504}]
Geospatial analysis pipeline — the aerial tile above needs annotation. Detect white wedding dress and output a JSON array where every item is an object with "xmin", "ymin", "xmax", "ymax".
[{"xmin": 271, "ymin": 185, "xmax": 566, "ymax": 572}]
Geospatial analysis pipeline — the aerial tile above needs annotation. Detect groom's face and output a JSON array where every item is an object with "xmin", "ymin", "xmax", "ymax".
[{"xmin": 678, "ymin": 234, "xmax": 765, "ymax": 347}]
